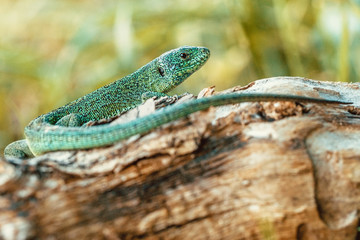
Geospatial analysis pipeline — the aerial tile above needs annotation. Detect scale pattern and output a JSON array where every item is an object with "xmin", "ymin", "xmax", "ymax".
[{"xmin": 4, "ymin": 46, "xmax": 349, "ymax": 158}]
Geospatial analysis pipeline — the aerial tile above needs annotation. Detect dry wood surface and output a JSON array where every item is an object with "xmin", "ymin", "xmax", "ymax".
[{"xmin": 1, "ymin": 77, "xmax": 359, "ymax": 240}]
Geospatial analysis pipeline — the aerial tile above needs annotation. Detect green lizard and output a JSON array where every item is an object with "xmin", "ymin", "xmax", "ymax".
[{"xmin": 4, "ymin": 46, "xmax": 350, "ymax": 159}]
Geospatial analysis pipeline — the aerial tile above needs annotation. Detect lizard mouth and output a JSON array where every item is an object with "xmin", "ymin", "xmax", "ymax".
[{"xmin": 195, "ymin": 47, "xmax": 210, "ymax": 66}]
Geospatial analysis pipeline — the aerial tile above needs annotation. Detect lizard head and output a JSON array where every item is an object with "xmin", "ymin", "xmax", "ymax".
[{"xmin": 153, "ymin": 46, "xmax": 210, "ymax": 93}]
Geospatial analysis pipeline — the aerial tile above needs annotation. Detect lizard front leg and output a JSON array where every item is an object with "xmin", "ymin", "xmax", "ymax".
[{"xmin": 141, "ymin": 92, "xmax": 169, "ymax": 102}]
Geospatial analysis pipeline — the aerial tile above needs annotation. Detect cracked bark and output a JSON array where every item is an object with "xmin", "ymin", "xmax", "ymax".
[{"xmin": 1, "ymin": 77, "xmax": 360, "ymax": 240}]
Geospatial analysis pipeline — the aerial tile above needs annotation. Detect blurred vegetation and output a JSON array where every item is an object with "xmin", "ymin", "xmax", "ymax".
[{"xmin": 1, "ymin": 0, "xmax": 359, "ymax": 151}]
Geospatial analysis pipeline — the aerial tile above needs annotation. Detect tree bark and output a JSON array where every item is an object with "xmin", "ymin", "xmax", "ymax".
[{"xmin": 1, "ymin": 77, "xmax": 360, "ymax": 239}]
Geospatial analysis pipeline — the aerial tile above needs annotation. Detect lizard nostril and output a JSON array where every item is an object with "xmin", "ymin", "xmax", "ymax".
[{"xmin": 201, "ymin": 48, "xmax": 210, "ymax": 55}]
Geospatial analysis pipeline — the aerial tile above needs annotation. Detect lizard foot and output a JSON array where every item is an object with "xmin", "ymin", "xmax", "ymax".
[{"xmin": 4, "ymin": 139, "xmax": 34, "ymax": 159}]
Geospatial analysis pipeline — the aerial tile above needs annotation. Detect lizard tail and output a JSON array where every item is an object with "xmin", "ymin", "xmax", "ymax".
[{"xmin": 25, "ymin": 93, "xmax": 351, "ymax": 156}]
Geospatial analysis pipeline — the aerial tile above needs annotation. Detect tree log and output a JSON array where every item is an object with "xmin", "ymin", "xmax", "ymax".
[{"xmin": 1, "ymin": 77, "xmax": 360, "ymax": 239}]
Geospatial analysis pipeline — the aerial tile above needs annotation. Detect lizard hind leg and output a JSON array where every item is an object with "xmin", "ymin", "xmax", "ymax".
[
  {"xmin": 55, "ymin": 113, "xmax": 86, "ymax": 127},
  {"xmin": 4, "ymin": 139, "xmax": 34, "ymax": 159}
]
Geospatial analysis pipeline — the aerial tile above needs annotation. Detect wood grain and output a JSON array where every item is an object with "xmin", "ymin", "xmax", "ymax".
[{"xmin": 1, "ymin": 77, "xmax": 359, "ymax": 239}]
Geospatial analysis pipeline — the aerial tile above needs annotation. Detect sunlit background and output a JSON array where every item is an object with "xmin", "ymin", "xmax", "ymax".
[{"xmin": 1, "ymin": 0, "xmax": 359, "ymax": 152}]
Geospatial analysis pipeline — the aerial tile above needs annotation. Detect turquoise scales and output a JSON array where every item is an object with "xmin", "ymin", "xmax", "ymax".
[{"xmin": 4, "ymin": 46, "xmax": 350, "ymax": 158}]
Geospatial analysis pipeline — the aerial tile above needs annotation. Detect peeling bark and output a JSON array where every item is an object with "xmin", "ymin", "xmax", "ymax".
[{"xmin": 1, "ymin": 77, "xmax": 360, "ymax": 239}]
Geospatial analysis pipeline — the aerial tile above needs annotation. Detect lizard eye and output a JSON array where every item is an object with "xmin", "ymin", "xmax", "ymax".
[
  {"xmin": 180, "ymin": 52, "xmax": 188, "ymax": 59},
  {"xmin": 158, "ymin": 67, "xmax": 165, "ymax": 77}
]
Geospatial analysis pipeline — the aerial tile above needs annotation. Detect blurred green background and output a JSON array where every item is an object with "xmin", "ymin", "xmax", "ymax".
[{"xmin": 1, "ymin": 0, "xmax": 359, "ymax": 152}]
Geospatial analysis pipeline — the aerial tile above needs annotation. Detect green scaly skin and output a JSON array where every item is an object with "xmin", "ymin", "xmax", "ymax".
[
  {"xmin": 4, "ymin": 46, "xmax": 350, "ymax": 159},
  {"xmin": 5, "ymin": 46, "xmax": 210, "ymax": 158}
]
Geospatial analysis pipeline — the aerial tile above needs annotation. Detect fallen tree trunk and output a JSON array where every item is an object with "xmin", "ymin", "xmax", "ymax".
[{"xmin": 1, "ymin": 77, "xmax": 360, "ymax": 239}]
